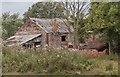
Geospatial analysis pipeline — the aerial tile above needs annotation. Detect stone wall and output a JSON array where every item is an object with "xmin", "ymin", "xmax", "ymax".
[
  {"xmin": 15, "ymin": 18, "xmax": 42, "ymax": 35},
  {"xmin": 48, "ymin": 33, "xmax": 70, "ymax": 48}
]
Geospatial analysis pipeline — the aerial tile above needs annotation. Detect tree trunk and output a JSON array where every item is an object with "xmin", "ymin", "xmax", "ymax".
[
  {"xmin": 73, "ymin": 2, "xmax": 76, "ymax": 48},
  {"xmin": 76, "ymin": 1, "xmax": 80, "ymax": 49},
  {"xmin": 109, "ymin": 42, "xmax": 111, "ymax": 55}
]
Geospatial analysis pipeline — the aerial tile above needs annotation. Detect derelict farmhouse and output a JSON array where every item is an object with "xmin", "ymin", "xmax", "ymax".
[{"xmin": 5, "ymin": 18, "xmax": 74, "ymax": 48}]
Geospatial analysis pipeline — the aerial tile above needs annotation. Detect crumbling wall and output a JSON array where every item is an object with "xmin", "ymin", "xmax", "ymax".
[
  {"xmin": 41, "ymin": 30, "xmax": 47, "ymax": 48},
  {"xmin": 50, "ymin": 33, "xmax": 61, "ymax": 48},
  {"xmin": 15, "ymin": 18, "xmax": 42, "ymax": 35},
  {"xmin": 49, "ymin": 33, "xmax": 69, "ymax": 48},
  {"xmin": 67, "ymin": 33, "xmax": 74, "ymax": 46}
]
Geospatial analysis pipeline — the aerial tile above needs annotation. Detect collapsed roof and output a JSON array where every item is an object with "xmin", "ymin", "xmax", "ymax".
[
  {"xmin": 6, "ymin": 34, "xmax": 41, "ymax": 46},
  {"xmin": 30, "ymin": 18, "xmax": 74, "ymax": 33}
]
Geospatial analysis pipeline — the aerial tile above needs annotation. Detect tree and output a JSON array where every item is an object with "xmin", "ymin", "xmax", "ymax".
[
  {"xmin": 2, "ymin": 12, "xmax": 23, "ymax": 40},
  {"xmin": 86, "ymin": 2, "xmax": 120, "ymax": 53},
  {"xmin": 62, "ymin": 1, "xmax": 90, "ymax": 48},
  {"xmin": 23, "ymin": 2, "xmax": 65, "ymax": 22}
]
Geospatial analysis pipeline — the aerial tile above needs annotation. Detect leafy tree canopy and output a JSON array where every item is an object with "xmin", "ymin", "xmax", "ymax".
[
  {"xmin": 86, "ymin": 2, "xmax": 120, "ymax": 51},
  {"xmin": 2, "ymin": 12, "xmax": 23, "ymax": 40},
  {"xmin": 23, "ymin": 2, "xmax": 65, "ymax": 22}
]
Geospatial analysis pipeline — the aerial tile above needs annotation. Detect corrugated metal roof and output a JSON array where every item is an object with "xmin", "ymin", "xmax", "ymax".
[
  {"xmin": 30, "ymin": 18, "xmax": 74, "ymax": 33},
  {"xmin": 6, "ymin": 34, "xmax": 41, "ymax": 45}
]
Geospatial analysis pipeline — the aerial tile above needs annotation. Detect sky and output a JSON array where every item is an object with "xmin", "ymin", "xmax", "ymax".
[{"xmin": 2, "ymin": 2, "xmax": 35, "ymax": 18}]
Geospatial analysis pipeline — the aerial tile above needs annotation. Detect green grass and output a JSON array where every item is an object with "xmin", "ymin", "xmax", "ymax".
[
  {"xmin": 81, "ymin": 53, "xmax": 118, "ymax": 75},
  {"xmin": 2, "ymin": 46, "xmax": 119, "ymax": 75}
]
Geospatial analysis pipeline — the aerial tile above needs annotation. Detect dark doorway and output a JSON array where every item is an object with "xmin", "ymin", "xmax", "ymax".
[
  {"xmin": 34, "ymin": 42, "xmax": 41, "ymax": 46},
  {"xmin": 61, "ymin": 36, "xmax": 66, "ymax": 42}
]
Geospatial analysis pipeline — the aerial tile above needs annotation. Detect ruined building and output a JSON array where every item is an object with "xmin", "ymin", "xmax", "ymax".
[
  {"xmin": 79, "ymin": 31, "xmax": 106, "ymax": 51},
  {"xmin": 5, "ymin": 18, "xmax": 74, "ymax": 48},
  {"xmin": 5, "ymin": 18, "xmax": 106, "ymax": 50}
]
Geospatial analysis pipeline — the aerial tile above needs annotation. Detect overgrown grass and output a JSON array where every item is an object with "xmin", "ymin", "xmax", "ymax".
[
  {"xmin": 81, "ymin": 52, "xmax": 118, "ymax": 75},
  {"xmin": 97, "ymin": 53, "xmax": 119, "ymax": 61},
  {"xmin": 106, "ymin": 63, "xmax": 113, "ymax": 71},
  {"xmin": 2, "ymin": 46, "xmax": 119, "ymax": 75},
  {"xmin": 2, "ymin": 46, "xmax": 94, "ymax": 75}
]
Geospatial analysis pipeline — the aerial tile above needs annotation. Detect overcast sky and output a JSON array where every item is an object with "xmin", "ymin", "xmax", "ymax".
[{"xmin": 2, "ymin": 2, "xmax": 36, "ymax": 18}]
